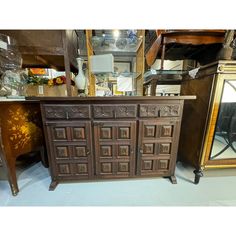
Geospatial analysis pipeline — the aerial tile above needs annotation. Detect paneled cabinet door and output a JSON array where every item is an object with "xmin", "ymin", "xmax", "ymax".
[
  {"xmin": 93, "ymin": 121, "xmax": 136, "ymax": 178},
  {"xmin": 47, "ymin": 121, "xmax": 93, "ymax": 179},
  {"xmin": 137, "ymin": 120, "xmax": 177, "ymax": 176}
]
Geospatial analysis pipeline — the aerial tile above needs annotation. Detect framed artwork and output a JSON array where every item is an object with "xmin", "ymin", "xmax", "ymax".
[{"xmin": 114, "ymin": 62, "xmax": 131, "ymax": 73}]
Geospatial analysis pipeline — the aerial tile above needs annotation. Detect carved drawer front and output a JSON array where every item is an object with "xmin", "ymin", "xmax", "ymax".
[
  {"xmin": 44, "ymin": 104, "xmax": 90, "ymax": 120},
  {"xmin": 115, "ymin": 105, "xmax": 137, "ymax": 118},
  {"xmin": 44, "ymin": 105, "xmax": 66, "ymax": 119},
  {"xmin": 139, "ymin": 104, "xmax": 180, "ymax": 117},
  {"xmin": 93, "ymin": 105, "xmax": 114, "ymax": 118},
  {"xmin": 159, "ymin": 105, "xmax": 180, "ymax": 117},
  {"xmin": 94, "ymin": 121, "xmax": 136, "ymax": 177},
  {"xmin": 139, "ymin": 104, "xmax": 159, "ymax": 117},
  {"xmin": 67, "ymin": 105, "xmax": 90, "ymax": 119}
]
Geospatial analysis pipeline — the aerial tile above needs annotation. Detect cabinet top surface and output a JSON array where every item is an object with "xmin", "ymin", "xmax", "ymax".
[{"xmin": 26, "ymin": 96, "xmax": 196, "ymax": 102}]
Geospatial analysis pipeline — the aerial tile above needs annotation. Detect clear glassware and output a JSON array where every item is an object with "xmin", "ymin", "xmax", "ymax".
[{"xmin": 0, "ymin": 33, "xmax": 22, "ymax": 73}]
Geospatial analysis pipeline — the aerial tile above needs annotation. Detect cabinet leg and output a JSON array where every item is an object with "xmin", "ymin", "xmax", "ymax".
[
  {"xmin": 49, "ymin": 180, "xmax": 58, "ymax": 191},
  {"xmin": 39, "ymin": 146, "xmax": 48, "ymax": 168},
  {"xmin": 193, "ymin": 169, "xmax": 203, "ymax": 184},
  {"xmin": 169, "ymin": 175, "xmax": 177, "ymax": 184}
]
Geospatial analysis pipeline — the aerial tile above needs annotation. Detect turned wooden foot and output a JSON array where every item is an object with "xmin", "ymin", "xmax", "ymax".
[
  {"xmin": 169, "ymin": 175, "xmax": 177, "ymax": 184},
  {"xmin": 193, "ymin": 169, "xmax": 203, "ymax": 184},
  {"xmin": 49, "ymin": 180, "xmax": 58, "ymax": 191}
]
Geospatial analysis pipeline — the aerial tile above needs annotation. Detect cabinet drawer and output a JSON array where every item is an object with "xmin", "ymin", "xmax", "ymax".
[
  {"xmin": 44, "ymin": 104, "xmax": 90, "ymax": 120},
  {"xmin": 139, "ymin": 104, "xmax": 180, "ymax": 117},
  {"xmin": 93, "ymin": 105, "xmax": 137, "ymax": 118}
]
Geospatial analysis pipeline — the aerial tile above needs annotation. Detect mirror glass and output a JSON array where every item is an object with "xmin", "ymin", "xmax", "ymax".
[{"xmin": 210, "ymin": 80, "xmax": 236, "ymax": 160}]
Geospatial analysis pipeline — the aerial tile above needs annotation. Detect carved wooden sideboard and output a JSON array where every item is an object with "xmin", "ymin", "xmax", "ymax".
[{"xmin": 30, "ymin": 96, "xmax": 195, "ymax": 190}]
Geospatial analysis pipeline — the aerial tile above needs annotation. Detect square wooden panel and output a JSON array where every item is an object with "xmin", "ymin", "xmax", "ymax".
[
  {"xmin": 159, "ymin": 143, "xmax": 171, "ymax": 154},
  {"xmin": 101, "ymin": 163, "xmax": 112, "ymax": 173},
  {"xmin": 142, "ymin": 160, "xmax": 153, "ymax": 170},
  {"xmin": 100, "ymin": 145, "xmax": 112, "ymax": 157},
  {"xmin": 58, "ymin": 164, "xmax": 72, "ymax": 175},
  {"xmin": 76, "ymin": 163, "xmax": 88, "ymax": 174},
  {"xmin": 143, "ymin": 143, "xmax": 154, "ymax": 154},
  {"xmin": 72, "ymin": 127, "xmax": 86, "ymax": 140},
  {"xmin": 118, "ymin": 127, "xmax": 130, "ymax": 139},
  {"xmin": 53, "ymin": 127, "xmax": 67, "ymax": 140},
  {"xmin": 144, "ymin": 125, "xmax": 156, "ymax": 137},
  {"xmin": 75, "ymin": 146, "xmax": 86, "ymax": 157},
  {"xmin": 158, "ymin": 160, "xmax": 169, "ymax": 170},
  {"xmin": 160, "ymin": 125, "xmax": 173, "ymax": 137},
  {"xmin": 100, "ymin": 127, "xmax": 112, "ymax": 139},
  {"xmin": 118, "ymin": 145, "xmax": 129, "ymax": 156},
  {"xmin": 118, "ymin": 162, "xmax": 129, "ymax": 172},
  {"xmin": 56, "ymin": 146, "xmax": 69, "ymax": 158}
]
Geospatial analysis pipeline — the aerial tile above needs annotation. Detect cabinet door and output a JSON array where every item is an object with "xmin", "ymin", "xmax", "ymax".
[
  {"xmin": 137, "ymin": 119, "xmax": 177, "ymax": 176},
  {"xmin": 93, "ymin": 121, "xmax": 136, "ymax": 178},
  {"xmin": 47, "ymin": 121, "xmax": 93, "ymax": 180}
]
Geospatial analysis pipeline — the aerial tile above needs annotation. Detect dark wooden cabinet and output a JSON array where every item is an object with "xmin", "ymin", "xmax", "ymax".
[{"xmin": 35, "ymin": 96, "xmax": 195, "ymax": 190}]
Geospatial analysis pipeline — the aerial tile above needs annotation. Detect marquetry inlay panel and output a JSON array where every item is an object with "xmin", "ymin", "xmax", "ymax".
[{"xmin": 159, "ymin": 143, "xmax": 171, "ymax": 154}]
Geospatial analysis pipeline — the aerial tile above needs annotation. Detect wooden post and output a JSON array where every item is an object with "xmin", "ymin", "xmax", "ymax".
[
  {"xmin": 85, "ymin": 30, "xmax": 96, "ymax": 96},
  {"xmin": 62, "ymin": 30, "xmax": 72, "ymax": 96},
  {"xmin": 136, "ymin": 30, "xmax": 145, "ymax": 96}
]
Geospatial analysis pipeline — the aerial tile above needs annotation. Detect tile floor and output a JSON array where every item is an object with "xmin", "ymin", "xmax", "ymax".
[{"xmin": 1, "ymin": 161, "xmax": 236, "ymax": 206}]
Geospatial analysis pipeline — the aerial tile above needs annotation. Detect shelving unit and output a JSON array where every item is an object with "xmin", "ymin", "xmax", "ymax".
[{"xmin": 85, "ymin": 30, "xmax": 145, "ymax": 96}]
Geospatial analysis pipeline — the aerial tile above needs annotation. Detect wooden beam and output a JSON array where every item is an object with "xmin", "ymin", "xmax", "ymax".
[
  {"xmin": 62, "ymin": 30, "xmax": 72, "ymax": 96},
  {"xmin": 86, "ymin": 30, "xmax": 96, "ymax": 96},
  {"xmin": 136, "ymin": 30, "xmax": 145, "ymax": 96}
]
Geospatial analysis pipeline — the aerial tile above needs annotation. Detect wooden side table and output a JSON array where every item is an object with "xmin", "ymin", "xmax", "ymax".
[{"xmin": 0, "ymin": 100, "xmax": 46, "ymax": 196}]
